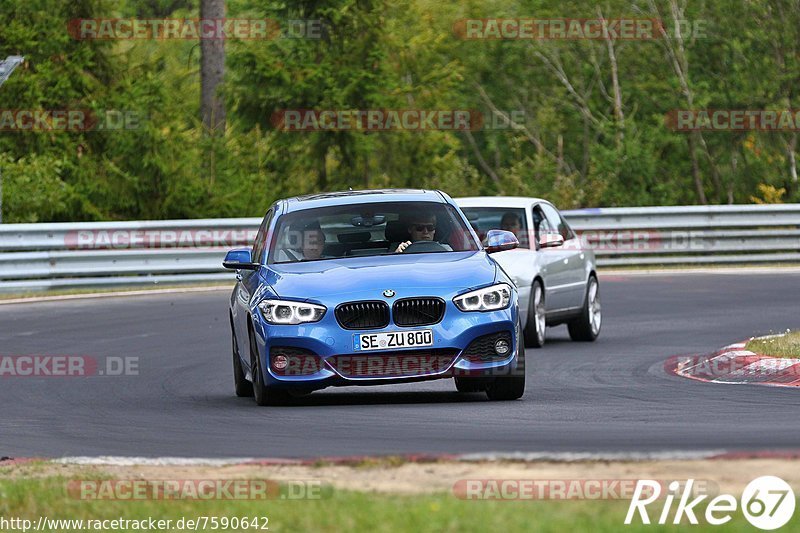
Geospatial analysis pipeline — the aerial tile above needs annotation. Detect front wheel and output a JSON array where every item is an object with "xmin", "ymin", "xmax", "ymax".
[
  {"xmin": 249, "ymin": 327, "xmax": 291, "ymax": 406},
  {"xmin": 454, "ymin": 376, "xmax": 490, "ymax": 393},
  {"xmin": 231, "ymin": 318, "xmax": 253, "ymax": 397},
  {"xmin": 523, "ymin": 280, "xmax": 546, "ymax": 348},
  {"xmin": 485, "ymin": 321, "xmax": 526, "ymax": 401},
  {"xmin": 567, "ymin": 275, "xmax": 601, "ymax": 342}
]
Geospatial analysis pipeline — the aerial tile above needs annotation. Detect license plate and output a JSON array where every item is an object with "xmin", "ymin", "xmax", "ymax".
[{"xmin": 354, "ymin": 330, "xmax": 434, "ymax": 351}]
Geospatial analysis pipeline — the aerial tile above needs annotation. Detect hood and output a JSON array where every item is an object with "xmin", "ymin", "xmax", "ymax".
[{"xmin": 262, "ymin": 251, "xmax": 497, "ymax": 302}]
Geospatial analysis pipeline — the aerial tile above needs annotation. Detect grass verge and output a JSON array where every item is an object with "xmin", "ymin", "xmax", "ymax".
[
  {"xmin": 0, "ymin": 476, "xmax": 770, "ymax": 532},
  {"xmin": 746, "ymin": 331, "xmax": 800, "ymax": 358}
]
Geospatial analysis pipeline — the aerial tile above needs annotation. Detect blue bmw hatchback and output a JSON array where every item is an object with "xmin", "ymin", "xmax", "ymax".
[{"xmin": 224, "ymin": 189, "xmax": 525, "ymax": 405}]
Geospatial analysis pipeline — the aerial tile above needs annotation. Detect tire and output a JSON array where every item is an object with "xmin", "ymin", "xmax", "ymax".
[
  {"xmin": 249, "ymin": 325, "xmax": 291, "ymax": 406},
  {"xmin": 567, "ymin": 275, "xmax": 601, "ymax": 342},
  {"xmin": 231, "ymin": 317, "xmax": 253, "ymax": 398},
  {"xmin": 454, "ymin": 376, "xmax": 490, "ymax": 393},
  {"xmin": 485, "ymin": 320, "xmax": 526, "ymax": 401},
  {"xmin": 523, "ymin": 280, "xmax": 546, "ymax": 348}
]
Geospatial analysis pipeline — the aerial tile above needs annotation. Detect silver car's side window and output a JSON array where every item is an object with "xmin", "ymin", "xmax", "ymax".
[
  {"xmin": 531, "ymin": 205, "xmax": 556, "ymax": 248},
  {"xmin": 539, "ymin": 203, "xmax": 574, "ymax": 241}
]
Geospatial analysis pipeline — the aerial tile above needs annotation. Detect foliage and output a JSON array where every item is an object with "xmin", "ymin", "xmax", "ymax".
[{"xmin": 1, "ymin": 0, "xmax": 800, "ymax": 222}]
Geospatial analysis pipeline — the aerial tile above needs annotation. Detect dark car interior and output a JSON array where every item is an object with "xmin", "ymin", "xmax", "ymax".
[{"xmin": 324, "ymin": 219, "xmax": 455, "ymax": 257}]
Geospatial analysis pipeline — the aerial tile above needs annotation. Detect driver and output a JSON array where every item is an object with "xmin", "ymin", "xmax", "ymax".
[
  {"xmin": 395, "ymin": 213, "xmax": 450, "ymax": 253},
  {"xmin": 500, "ymin": 211, "xmax": 528, "ymax": 247},
  {"xmin": 500, "ymin": 212, "xmax": 522, "ymax": 236}
]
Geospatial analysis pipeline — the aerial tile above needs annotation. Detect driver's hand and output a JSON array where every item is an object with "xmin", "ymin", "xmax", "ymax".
[{"xmin": 395, "ymin": 241, "xmax": 412, "ymax": 253}]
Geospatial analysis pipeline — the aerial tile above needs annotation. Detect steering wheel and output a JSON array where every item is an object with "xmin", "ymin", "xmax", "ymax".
[{"xmin": 402, "ymin": 241, "xmax": 449, "ymax": 254}]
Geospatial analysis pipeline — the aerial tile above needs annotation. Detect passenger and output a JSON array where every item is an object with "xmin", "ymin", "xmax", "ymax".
[
  {"xmin": 278, "ymin": 222, "xmax": 329, "ymax": 262},
  {"xmin": 298, "ymin": 224, "xmax": 327, "ymax": 260}
]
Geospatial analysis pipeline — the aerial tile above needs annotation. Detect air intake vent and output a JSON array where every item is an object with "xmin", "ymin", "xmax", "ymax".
[
  {"xmin": 327, "ymin": 349, "xmax": 459, "ymax": 378},
  {"xmin": 335, "ymin": 301, "xmax": 390, "ymax": 330},
  {"xmin": 462, "ymin": 331, "xmax": 513, "ymax": 363},
  {"xmin": 393, "ymin": 298, "xmax": 445, "ymax": 327}
]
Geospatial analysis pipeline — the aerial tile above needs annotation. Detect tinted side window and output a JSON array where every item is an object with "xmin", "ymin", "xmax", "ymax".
[
  {"xmin": 252, "ymin": 209, "xmax": 274, "ymax": 264},
  {"xmin": 459, "ymin": 207, "xmax": 530, "ymax": 249},
  {"xmin": 539, "ymin": 203, "xmax": 574, "ymax": 241}
]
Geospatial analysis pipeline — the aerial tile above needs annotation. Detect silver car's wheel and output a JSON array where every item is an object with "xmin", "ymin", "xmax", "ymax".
[
  {"xmin": 588, "ymin": 279, "xmax": 602, "ymax": 336},
  {"xmin": 568, "ymin": 276, "xmax": 601, "ymax": 342},
  {"xmin": 524, "ymin": 281, "xmax": 546, "ymax": 348}
]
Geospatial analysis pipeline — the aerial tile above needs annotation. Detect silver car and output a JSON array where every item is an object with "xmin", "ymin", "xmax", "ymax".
[{"xmin": 456, "ymin": 197, "xmax": 601, "ymax": 347}]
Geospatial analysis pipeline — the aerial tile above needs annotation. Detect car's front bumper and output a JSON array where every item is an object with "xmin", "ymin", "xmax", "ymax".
[{"xmin": 251, "ymin": 303, "xmax": 521, "ymax": 391}]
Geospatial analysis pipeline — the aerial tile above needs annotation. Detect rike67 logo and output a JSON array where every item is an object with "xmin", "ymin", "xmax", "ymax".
[{"xmin": 625, "ymin": 476, "xmax": 795, "ymax": 530}]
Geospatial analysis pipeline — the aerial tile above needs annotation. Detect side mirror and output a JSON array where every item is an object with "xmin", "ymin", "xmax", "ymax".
[
  {"xmin": 485, "ymin": 229, "xmax": 519, "ymax": 254},
  {"xmin": 223, "ymin": 248, "xmax": 259, "ymax": 270},
  {"xmin": 538, "ymin": 233, "xmax": 564, "ymax": 249}
]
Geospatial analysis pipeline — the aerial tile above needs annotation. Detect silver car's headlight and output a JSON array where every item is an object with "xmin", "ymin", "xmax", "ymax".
[
  {"xmin": 258, "ymin": 299, "xmax": 326, "ymax": 325},
  {"xmin": 454, "ymin": 283, "xmax": 512, "ymax": 312}
]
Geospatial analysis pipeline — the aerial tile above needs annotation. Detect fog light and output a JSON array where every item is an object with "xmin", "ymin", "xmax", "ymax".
[
  {"xmin": 272, "ymin": 354, "xmax": 288, "ymax": 370},
  {"xmin": 494, "ymin": 339, "xmax": 510, "ymax": 355}
]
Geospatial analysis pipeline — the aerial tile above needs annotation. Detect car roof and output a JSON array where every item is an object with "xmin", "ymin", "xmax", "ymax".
[
  {"xmin": 455, "ymin": 196, "xmax": 549, "ymax": 208},
  {"xmin": 282, "ymin": 189, "xmax": 446, "ymax": 212}
]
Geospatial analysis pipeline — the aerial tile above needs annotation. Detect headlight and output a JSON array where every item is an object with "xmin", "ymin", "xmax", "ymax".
[
  {"xmin": 454, "ymin": 283, "xmax": 512, "ymax": 312},
  {"xmin": 258, "ymin": 299, "xmax": 326, "ymax": 325}
]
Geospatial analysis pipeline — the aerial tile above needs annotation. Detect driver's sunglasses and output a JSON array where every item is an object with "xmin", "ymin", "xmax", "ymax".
[{"xmin": 412, "ymin": 224, "xmax": 436, "ymax": 232}]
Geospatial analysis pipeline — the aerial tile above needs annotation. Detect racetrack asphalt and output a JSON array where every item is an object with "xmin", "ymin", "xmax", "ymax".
[{"xmin": 1, "ymin": 272, "xmax": 799, "ymax": 458}]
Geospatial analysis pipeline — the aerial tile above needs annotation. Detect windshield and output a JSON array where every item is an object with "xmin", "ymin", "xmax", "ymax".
[{"xmin": 268, "ymin": 201, "xmax": 480, "ymax": 264}]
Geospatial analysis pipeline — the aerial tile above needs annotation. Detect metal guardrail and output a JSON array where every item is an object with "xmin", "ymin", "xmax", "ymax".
[
  {"xmin": 1, "ymin": 204, "xmax": 799, "ymax": 292},
  {"xmin": 563, "ymin": 204, "xmax": 800, "ymax": 229},
  {"xmin": 0, "ymin": 218, "xmax": 259, "ymax": 251},
  {"xmin": 562, "ymin": 204, "xmax": 800, "ymax": 266}
]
